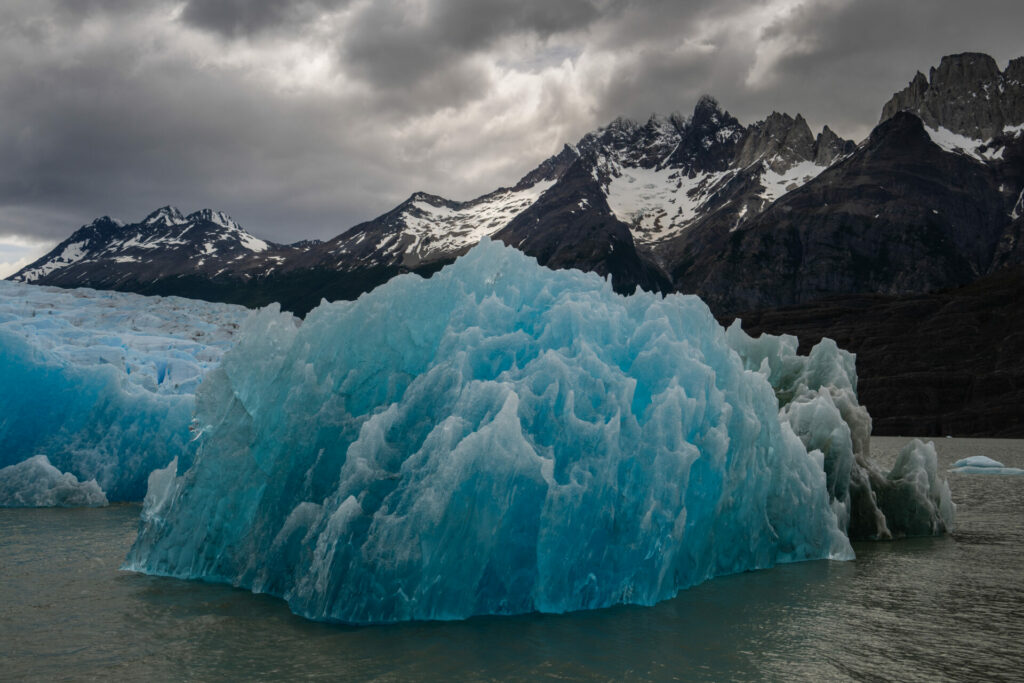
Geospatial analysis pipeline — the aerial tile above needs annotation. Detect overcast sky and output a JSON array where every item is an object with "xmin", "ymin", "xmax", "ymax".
[{"xmin": 2, "ymin": 0, "xmax": 1022, "ymax": 276}]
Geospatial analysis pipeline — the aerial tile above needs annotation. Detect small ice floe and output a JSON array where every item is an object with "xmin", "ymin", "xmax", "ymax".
[
  {"xmin": 0, "ymin": 455, "xmax": 109, "ymax": 507},
  {"xmin": 949, "ymin": 456, "xmax": 1024, "ymax": 476}
]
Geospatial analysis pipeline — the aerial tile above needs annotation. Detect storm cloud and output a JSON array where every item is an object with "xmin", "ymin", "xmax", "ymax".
[{"xmin": 1, "ymin": 0, "xmax": 1022, "ymax": 274}]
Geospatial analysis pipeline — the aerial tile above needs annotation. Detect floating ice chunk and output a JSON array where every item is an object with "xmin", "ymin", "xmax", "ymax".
[
  {"xmin": 952, "ymin": 455, "xmax": 1004, "ymax": 468},
  {"xmin": 0, "ymin": 455, "xmax": 108, "ymax": 507},
  {"xmin": 874, "ymin": 439, "xmax": 955, "ymax": 536},
  {"xmin": 126, "ymin": 239, "xmax": 853, "ymax": 624},
  {"xmin": 725, "ymin": 322, "xmax": 954, "ymax": 539},
  {"xmin": 950, "ymin": 456, "xmax": 1024, "ymax": 475}
]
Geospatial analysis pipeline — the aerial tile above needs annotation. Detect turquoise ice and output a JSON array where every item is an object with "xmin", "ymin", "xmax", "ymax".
[
  {"xmin": 126, "ymin": 239, "xmax": 857, "ymax": 623},
  {"xmin": 0, "ymin": 281, "xmax": 248, "ymax": 501}
]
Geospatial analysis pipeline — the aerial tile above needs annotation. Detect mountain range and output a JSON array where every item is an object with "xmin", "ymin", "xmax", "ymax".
[{"xmin": 10, "ymin": 52, "xmax": 1024, "ymax": 436}]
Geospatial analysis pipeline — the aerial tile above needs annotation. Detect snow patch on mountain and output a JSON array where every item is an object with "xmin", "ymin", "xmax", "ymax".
[
  {"xmin": 605, "ymin": 166, "xmax": 732, "ymax": 244},
  {"xmin": 404, "ymin": 182, "xmax": 556, "ymax": 255},
  {"xmin": 236, "ymin": 231, "xmax": 269, "ymax": 253},
  {"xmin": 144, "ymin": 207, "xmax": 187, "ymax": 227},
  {"xmin": 333, "ymin": 180, "xmax": 556, "ymax": 265},
  {"xmin": 14, "ymin": 241, "xmax": 88, "ymax": 281},
  {"xmin": 924, "ymin": 125, "xmax": 998, "ymax": 162},
  {"xmin": 759, "ymin": 159, "xmax": 825, "ymax": 204}
]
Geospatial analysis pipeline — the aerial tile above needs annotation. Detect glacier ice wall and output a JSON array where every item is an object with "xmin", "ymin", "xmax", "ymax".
[
  {"xmin": 725, "ymin": 322, "xmax": 955, "ymax": 539},
  {"xmin": 0, "ymin": 281, "xmax": 249, "ymax": 501},
  {"xmin": 126, "ymin": 239, "xmax": 853, "ymax": 623}
]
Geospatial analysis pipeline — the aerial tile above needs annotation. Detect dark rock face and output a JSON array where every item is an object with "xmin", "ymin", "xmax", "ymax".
[
  {"xmin": 814, "ymin": 125, "xmax": 857, "ymax": 165},
  {"xmin": 881, "ymin": 52, "xmax": 1024, "ymax": 139},
  {"xmin": 737, "ymin": 266, "xmax": 1024, "ymax": 438},
  {"xmin": 663, "ymin": 96, "xmax": 746, "ymax": 174},
  {"xmin": 495, "ymin": 158, "xmax": 671, "ymax": 296},
  {"xmin": 672, "ymin": 111, "xmax": 1018, "ymax": 315},
  {"xmin": 735, "ymin": 112, "xmax": 816, "ymax": 171}
]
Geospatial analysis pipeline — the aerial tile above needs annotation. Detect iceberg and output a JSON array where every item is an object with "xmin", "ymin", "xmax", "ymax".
[
  {"xmin": 125, "ymin": 239, "xmax": 866, "ymax": 624},
  {"xmin": 0, "ymin": 455, "xmax": 108, "ymax": 507},
  {"xmin": 950, "ymin": 456, "xmax": 1024, "ymax": 475},
  {"xmin": 0, "ymin": 281, "xmax": 249, "ymax": 501},
  {"xmin": 725, "ymin": 325, "xmax": 955, "ymax": 539}
]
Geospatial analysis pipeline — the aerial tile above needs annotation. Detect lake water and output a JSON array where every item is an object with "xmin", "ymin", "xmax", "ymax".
[{"xmin": 2, "ymin": 437, "xmax": 1023, "ymax": 681}]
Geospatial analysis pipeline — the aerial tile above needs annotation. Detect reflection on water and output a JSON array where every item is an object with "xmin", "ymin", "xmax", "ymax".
[{"xmin": 2, "ymin": 437, "xmax": 1023, "ymax": 681}]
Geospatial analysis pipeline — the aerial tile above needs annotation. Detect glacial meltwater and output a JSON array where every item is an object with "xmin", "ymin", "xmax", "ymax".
[{"xmin": 2, "ymin": 437, "xmax": 1022, "ymax": 681}]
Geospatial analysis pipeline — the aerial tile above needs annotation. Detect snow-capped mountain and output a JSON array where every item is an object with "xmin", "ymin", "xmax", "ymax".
[
  {"xmin": 10, "ymin": 206, "xmax": 293, "ymax": 288},
  {"xmin": 576, "ymin": 98, "xmax": 852, "ymax": 248},
  {"xmin": 7, "ymin": 51, "xmax": 1024, "ymax": 436},
  {"xmin": 667, "ymin": 52, "xmax": 1024, "ymax": 314},
  {"xmin": 11, "ymin": 52, "xmax": 1024, "ymax": 317},
  {"xmin": 9, "ymin": 95, "xmax": 857, "ymax": 306}
]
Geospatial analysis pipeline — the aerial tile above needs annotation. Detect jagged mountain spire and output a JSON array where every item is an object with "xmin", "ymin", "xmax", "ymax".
[{"xmin": 880, "ymin": 52, "xmax": 1024, "ymax": 139}]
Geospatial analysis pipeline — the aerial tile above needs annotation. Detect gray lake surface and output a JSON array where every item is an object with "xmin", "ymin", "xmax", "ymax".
[{"xmin": 2, "ymin": 437, "xmax": 1023, "ymax": 681}]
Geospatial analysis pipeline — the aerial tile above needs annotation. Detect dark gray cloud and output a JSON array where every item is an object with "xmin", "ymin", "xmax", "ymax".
[
  {"xmin": 339, "ymin": 0, "xmax": 610, "ymax": 93},
  {"xmin": 586, "ymin": 0, "xmax": 1024, "ymax": 140},
  {"xmin": 179, "ymin": 0, "xmax": 351, "ymax": 37},
  {"xmin": 1, "ymin": 0, "xmax": 1023, "ymax": 272}
]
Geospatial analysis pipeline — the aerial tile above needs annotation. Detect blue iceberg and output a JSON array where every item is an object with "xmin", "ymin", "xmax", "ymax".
[
  {"xmin": 125, "ymin": 239, "xmax": 858, "ymax": 623},
  {"xmin": 0, "ymin": 281, "xmax": 248, "ymax": 501}
]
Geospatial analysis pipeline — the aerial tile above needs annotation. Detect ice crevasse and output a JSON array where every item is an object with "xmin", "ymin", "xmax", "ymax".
[{"xmin": 125, "ymin": 239, "xmax": 952, "ymax": 623}]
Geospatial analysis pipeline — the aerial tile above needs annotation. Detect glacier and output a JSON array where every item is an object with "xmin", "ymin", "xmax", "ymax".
[
  {"xmin": 124, "ymin": 238, "xmax": 954, "ymax": 625},
  {"xmin": 0, "ymin": 281, "xmax": 249, "ymax": 502}
]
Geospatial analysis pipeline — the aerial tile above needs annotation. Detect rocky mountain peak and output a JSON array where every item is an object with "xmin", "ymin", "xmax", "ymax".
[
  {"xmin": 186, "ymin": 209, "xmax": 241, "ymax": 231},
  {"xmin": 514, "ymin": 144, "xmax": 580, "ymax": 188},
  {"xmin": 929, "ymin": 52, "xmax": 1000, "ymax": 91},
  {"xmin": 1006, "ymin": 57, "xmax": 1024, "ymax": 83},
  {"xmin": 664, "ymin": 96, "xmax": 743, "ymax": 175},
  {"xmin": 880, "ymin": 51, "xmax": 1024, "ymax": 140},
  {"xmin": 89, "ymin": 215, "xmax": 123, "ymax": 229},
  {"xmin": 813, "ymin": 125, "xmax": 855, "ymax": 165},
  {"xmin": 143, "ymin": 206, "xmax": 186, "ymax": 227},
  {"xmin": 692, "ymin": 94, "xmax": 724, "ymax": 122},
  {"xmin": 735, "ymin": 111, "xmax": 815, "ymax": 172}
]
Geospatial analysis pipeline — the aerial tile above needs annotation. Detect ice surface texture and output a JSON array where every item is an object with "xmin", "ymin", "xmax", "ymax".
[
  {"xmin": 0, "ymin": 281, "xmax": 249, "ymax": 501},
  {"xmin": 126, "ymin": 239, "xmax": 854, "ymax": 623},
  {"xmin": 725, "ymin": 325, "xmax": 955, "ymax": 539},
  {"xmin": 0, "ymin": 455, "xmax": 108, "ymax": 507}
]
